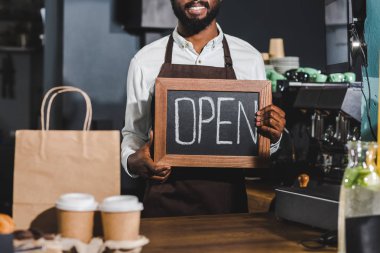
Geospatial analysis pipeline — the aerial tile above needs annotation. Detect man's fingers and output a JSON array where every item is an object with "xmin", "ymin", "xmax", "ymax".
[
  {"xmin": 149, "ymin": 130, "xmax": 154, "ymax": 147},
  {"xmin": 141, "ymin": 130, "xmax": 154, "ymax": 151},
  {"xmin": 160, "ymin": 169, "xmax": 172, "ymax": 182},
  {"xmin": 262, "ymin": 110, "xmax": 285, "ymax": 121},
  {"xmin": 259, "ymin": 118, "xmax": 280, "ymax": 130},
  {"xmin": 262, "ymin": 117, "xmax": 285, "ymax": 131},
  {"xmin": 256, "ymin": 112, "xmax": 286, "ymax": 130},
  {"xmin": 144, "ymin": 158, "xmax": 171, "ymax": 175},
  {"xmin": 255, "ymin": 105, "xmax": 286, "ymax": 143},
  {"xmin": 256, "ymin": 105, "xmax": 285, "ymax": 118},
  {"xmin": 150, "ymin": 169, "xmax": 172, "ymax": 182},
  {"xmin": 265, "ymin": 105, "xmax": 285, "ymax": 118},
  {"xmin": 129, "ymin": 135, "xmax": 170, "ymax": 178},
  {"xmin": 259, "ymin": 125, "xmax": 282, "ymax": 140},
  {"xmin": 155, "ymin": 167, "xmax": 171, "ymax": 177}
]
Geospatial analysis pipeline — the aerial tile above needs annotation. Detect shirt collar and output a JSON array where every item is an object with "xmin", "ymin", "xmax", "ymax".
[{"xmin": 172, "ymin": 23, "xmax": 224, "ymax": 50}]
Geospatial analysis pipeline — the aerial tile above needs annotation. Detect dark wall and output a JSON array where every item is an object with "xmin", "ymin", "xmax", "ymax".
[
  {"xmin": 61, "ymin": 0, "xmax": 140, "ymax": 131},
  {"xmin": 218, "ymin": 0, "xmax": 326, "ymax": 70}
]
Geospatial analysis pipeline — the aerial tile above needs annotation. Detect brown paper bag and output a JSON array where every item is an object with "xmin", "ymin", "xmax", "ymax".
[{"xmin": 13, "ymin": 86, "xmax": 121, "ymax": 233}]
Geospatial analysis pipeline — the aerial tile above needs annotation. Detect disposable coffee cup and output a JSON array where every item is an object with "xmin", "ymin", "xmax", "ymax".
[
  {"xmin": 56, "ymin": 193, "xmax": 98, "ymax": 243},
  {"xmin": 99, "ymin": 195, "xmax": 143, "ymax": 241},
  {"xmin": 269, "ymin": 38, "xmax": 285, "ymax": 59}
]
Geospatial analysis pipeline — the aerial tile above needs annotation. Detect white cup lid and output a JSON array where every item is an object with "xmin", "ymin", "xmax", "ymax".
[
  {"xmin": 99, "ymin": 195, "xmax": 143, "ymax": 213},
  {"xmin": 56, "ymin": 193, "xmax": 98, "ymax": 211}
]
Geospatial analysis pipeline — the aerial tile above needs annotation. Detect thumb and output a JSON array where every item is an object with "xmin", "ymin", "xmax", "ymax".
[
  {"xmin": 148, "ymin": 130, "xmax": 154, "ymax": 147},
  {"xmin": 142, "ymin": 130, "xmax": 154, "ymax": 150}
]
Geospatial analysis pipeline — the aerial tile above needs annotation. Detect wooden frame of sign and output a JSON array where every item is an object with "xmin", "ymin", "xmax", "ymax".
[{"xmin": 154, "ymin": 78, "xmax": 272, "ymax": 168}]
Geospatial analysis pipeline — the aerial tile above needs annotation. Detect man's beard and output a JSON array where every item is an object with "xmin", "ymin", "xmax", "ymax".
[{"xmin": 171, "ymin": 0, "xmax": 221, "ymax": 35}]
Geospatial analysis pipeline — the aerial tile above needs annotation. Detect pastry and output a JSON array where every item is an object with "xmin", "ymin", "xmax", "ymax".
[{"xmin": 0, "ymin": 213, "xmax": 15, "ymax": 234}]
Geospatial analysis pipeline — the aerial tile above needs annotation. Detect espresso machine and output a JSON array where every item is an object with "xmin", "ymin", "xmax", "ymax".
[{"xmin": 274, "ymin": 81, "xmax": 362, "ymax": 230}]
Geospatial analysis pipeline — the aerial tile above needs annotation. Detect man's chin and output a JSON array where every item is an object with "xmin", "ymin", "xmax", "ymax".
[
  {"xmin": 186, "ymin": 16, "xmax": 208, "ymax": 24},
  {"xmin": 186, "ymin": 15, "xmax": 208, "ymax": 21},
  {"xmin": 181, "ymin": 22, "xmax": 210, "ymax": 35}
]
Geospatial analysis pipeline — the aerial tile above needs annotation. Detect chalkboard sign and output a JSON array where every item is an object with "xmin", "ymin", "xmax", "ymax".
[{"xmin": 154, "ymin": 78, "xmax": 272, "ymax": 168}]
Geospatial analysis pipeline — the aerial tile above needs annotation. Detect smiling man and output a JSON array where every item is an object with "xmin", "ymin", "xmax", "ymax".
[{"xmin": 121, "ymin": 0, "xmax": 286, "ymax": 217}]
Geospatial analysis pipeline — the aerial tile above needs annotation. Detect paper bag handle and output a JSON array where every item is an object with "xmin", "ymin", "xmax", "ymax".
[{"xmin": 41, "ymin": 86, "xmax": 92, "ymax": 131}]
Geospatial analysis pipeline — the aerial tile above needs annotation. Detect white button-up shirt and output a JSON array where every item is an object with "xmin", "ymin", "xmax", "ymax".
[{"xmin": 121, "ymin": 24, "xmax": 280, "ymax": 177}]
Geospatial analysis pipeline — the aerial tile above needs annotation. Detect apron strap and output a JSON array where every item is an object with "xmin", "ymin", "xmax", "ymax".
[
  {"xmin": 222, "ymin": 36, "xmax": 233, "ymax": 68},
  {"xmin": 164, "ymin": 35, "xmax": 175, "ymax": 64},
  {"xmin": 164, "ymin": 34, "xmax": 234, "ymax": 68}
]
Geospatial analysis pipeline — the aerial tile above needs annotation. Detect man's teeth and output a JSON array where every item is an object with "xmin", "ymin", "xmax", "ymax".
[{"xmin": 190, "ymin": 6, "xmax": 205, "ymax": 10}]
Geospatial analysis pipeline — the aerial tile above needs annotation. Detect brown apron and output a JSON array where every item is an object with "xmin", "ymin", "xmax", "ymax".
[{"xmin": 143, "ymin": 35, "xmax": 248, "ymax": 217}]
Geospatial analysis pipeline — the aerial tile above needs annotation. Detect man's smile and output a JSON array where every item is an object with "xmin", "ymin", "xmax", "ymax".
[{"xmin": 185, "ymin": 1, "xmax": 209, "ymax": 18}]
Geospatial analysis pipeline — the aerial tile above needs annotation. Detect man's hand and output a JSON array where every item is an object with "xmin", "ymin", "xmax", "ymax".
[
  {"xmin": 127, "ymin": 131, "xmax": 171, "ymax": 182},
  {"xmin": 256, "ymin": 105, "xmax": 286, "ymax": 143}
]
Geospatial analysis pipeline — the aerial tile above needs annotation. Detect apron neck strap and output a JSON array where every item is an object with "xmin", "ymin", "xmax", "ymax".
[
  {"xmin": 165, "ymin": 34, "xmax": 234, "ymax": 68},
  {"xmin": 222, "ymin": 36, "xmax": 233, "ymax": 68},
  {"xmin": 164, "ymin": 34, "xmax": 175, "ymax": 64}
]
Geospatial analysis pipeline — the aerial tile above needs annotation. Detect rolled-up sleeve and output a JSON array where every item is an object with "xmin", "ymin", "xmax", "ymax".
[{"xmin": 121, "ymin": 57, "xmax": 152, "ymax": 178}]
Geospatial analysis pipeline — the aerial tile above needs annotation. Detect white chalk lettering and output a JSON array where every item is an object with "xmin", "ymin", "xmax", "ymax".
[
  {"xmin": 237, "ymin": 101, "xmax": 258, "ymax": 144},
  {"xmin": 175, "ymin": 97, "xmax": 196, "ymax": 145},
  {"xmin": 216, "ymin": 97, "xmax": 235, "ymax": 145},
  {"xmin": 198, "ymin": 97, "xmax": 215, "ymax": 143}
]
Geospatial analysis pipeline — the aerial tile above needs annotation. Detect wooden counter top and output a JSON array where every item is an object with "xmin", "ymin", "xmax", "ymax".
[{"xmin": 141, "ymin": 213, "xmax": 337, "ymax": 253}]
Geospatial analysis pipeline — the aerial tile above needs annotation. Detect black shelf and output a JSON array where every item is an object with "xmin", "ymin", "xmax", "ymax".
[
  {"xmin": 0, "ymin": 11, "xmax": 41, "ymax": 22},
  {"xmin": 0, "ymin": 46, "xmax": 40, "ymax": 53}
]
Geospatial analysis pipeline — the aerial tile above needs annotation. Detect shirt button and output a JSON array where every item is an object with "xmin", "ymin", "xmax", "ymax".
[{"xmin": 198, "ymin": 60, "xmax": 202, "ymax": 64}]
